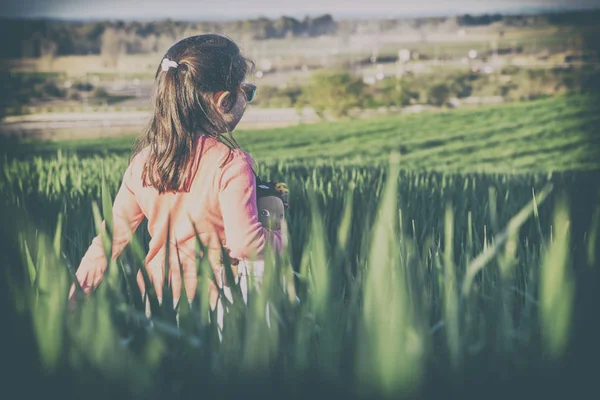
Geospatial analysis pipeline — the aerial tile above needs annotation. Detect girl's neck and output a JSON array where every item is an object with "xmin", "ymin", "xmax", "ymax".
[
  {"xmin": 220, "ymin": 132, "xmax": 241, "ymax": 150},
  {"xmin": 208, "ymin": 132, "xmax": 259, "ymax": 178}
]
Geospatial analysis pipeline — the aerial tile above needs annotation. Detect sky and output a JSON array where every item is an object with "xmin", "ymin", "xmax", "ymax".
[{"xmin": 1, "ymin": 0, "xmax": 599, "ymax": 20}]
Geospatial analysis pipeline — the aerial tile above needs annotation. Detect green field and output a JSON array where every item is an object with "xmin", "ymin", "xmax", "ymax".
[
  {"xmin": 9, "ymin": 94, "xmax": 600, "ymax": 170},
  {"xmin": 2, "ymin": 95, "xmax": 599, "ymax": 399}
]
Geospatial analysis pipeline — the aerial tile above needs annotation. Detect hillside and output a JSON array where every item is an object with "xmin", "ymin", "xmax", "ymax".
[{"xmin": 6, "ymin": 95, "xmax": 599, "ymax": 173}]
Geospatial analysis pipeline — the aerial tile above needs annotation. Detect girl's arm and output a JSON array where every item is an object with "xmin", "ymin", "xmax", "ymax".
[
  {"xmin": 218, "ymin": 151, "xmax": 286, "ymax": 261},
  {"xmin": 70, "ymin": 164, "xmax": 145, "ymax": 295}
]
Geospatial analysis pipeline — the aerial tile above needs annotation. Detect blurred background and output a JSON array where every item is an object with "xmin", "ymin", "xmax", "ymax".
[
  {"xmin": 1, "ymin": 0, "xmax": 599, "ymax": 139},
  {"xmin": 1, "ymin": 2, "xmax": 600, "ymax": 400}
]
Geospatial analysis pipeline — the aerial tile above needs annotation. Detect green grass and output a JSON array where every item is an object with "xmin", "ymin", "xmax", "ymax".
[
  {"xmin": 2, "ymin": 94, "xmax": 599, "ymax": 399},
  {"xmin": 8, "ymin": 95, "xmax": 598, "ymax": 173}
]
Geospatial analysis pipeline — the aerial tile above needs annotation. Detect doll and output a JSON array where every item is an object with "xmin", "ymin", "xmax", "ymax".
[
  {"xmin": 215, "ymin": 178, "xmax": 289, "ymax": 338},
  {"xmin": 220, "ymin": 178, "xmax": 289, "ymax": 282},
  {"xmin": 256, "ymin": 179, "xmax": 290, "ymax": 231},
  {"xmin": 224, "ymin": 178, "xmax": 289, "ymax": 267}
]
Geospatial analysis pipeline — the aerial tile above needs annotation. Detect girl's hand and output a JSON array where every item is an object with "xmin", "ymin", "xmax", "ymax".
[
  {"xmin": 68, "ymin": 264, "xmax": 105, "ymax": 300},
  {"xmin": 219, "ymin": 244, "xmax": 240, "ymax": 284}
]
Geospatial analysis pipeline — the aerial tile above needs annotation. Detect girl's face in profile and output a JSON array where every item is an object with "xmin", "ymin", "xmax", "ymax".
[
  {"xmin": 216, "ymin": 85, "xmax": 251, "ymax": 133},
  {"xmin": 227, "ymin": 90, "xmax": 247, "ymax": 131}
]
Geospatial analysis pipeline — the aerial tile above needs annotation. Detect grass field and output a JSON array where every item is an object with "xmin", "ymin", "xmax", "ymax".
[
  {"xmin": 1, "ymin": 94, "xmax": 599, "ymax": 399},
  {"xmin": 9, "ymin": 94, "xmax": 599, "ymax": 171}
]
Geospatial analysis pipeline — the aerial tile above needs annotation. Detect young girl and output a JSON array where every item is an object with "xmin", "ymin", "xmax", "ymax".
[{"xmin": 69, "ymin": 34, "xmax": 286, "ymax": 313}]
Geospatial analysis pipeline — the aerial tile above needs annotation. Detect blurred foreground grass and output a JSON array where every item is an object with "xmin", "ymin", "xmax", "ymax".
[{"xmin": 1, "ymin": 94, "xmax": 599, "ymax": 399}]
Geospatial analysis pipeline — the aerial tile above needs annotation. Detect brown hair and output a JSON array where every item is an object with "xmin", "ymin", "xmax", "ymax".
[{"xmin": 132, "ymin": 34, "xmax": 254, "ymax": 193}]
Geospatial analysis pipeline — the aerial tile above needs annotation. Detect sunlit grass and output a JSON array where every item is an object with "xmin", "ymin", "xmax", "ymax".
[
  {"xmin": 2, "ymin": 95, "xmax": 598, "ymax": 398},
  {"xmin": 5, "ymin": 95, "xmax": 599, "ymax": 173}
]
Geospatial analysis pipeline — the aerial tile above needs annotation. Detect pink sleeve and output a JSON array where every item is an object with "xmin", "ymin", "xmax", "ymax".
[
  {"xmin": 218, "ymin": 151, "xmax": 285, "ymax": 261},
  {"xmin": 78, "ymin": 163, "xmax": 145, "ymax": 273}
]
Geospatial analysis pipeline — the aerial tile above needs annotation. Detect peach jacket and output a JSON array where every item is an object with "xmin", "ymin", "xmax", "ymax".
[{"xmin": 76, "ymin": 135, "xmax": 286, "ymax": 300}]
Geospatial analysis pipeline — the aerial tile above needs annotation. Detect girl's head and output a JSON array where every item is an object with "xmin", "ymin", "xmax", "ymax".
[{"xmin": 134, "ymin": 33, "xmax": 256, "ymax": 193}]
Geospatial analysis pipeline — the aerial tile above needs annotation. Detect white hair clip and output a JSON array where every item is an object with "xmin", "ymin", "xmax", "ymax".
[{"xmin": 161, "ymin": 58, "xmax": 179, "ymax": 72}]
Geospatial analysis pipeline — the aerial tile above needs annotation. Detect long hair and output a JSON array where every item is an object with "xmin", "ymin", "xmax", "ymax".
[{"xmin": 131, "ymin": 34, "xmax": 255, "ymax": 193}]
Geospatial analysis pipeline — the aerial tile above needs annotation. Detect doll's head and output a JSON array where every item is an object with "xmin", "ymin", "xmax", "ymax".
[{"xmin": 256, "ymin": 179, "xmax": 289, "ymax": 230}]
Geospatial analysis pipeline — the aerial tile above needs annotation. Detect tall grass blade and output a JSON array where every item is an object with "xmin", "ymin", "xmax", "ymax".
[
  {"xmin": 462, "ymin": 183, "xmax": 553, "ymax": 296},
  {"xmin": 540, "ymin": 196, "xmax": 574, "ymax": 360}
]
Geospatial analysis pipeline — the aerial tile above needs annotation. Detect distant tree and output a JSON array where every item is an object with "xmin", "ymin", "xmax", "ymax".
[
  {"xmin": 457, "ymin": 13, "xmax": 503, "ymax": 26},
  {"xmin": 80, "ymin": 22, "xmax": 105, "ymax": 54},
  {"xmin": 252, "ymin": 17, "xmax": 276, "ymax": 39},
  {"xmin": 305, "ymin": 14, "xmax": 337, "ymax": 37},
  {"xmin": 100, "ymin": 27, "xmax": 125, "ymax": 68},
  {"xmin": 427, "ymin": 83, "xmax": 451, "ymax": 106},
  {"xmin": 449, "ymin": 72, "xmax": 476, "ymax": 98},
  {"xmin": 377, "ymin": 79, "xmax": 418, "ymax": 107},
  {"xmin": 302, "ymin": 70, "xmax": 366, "ymax": 118},
  {"xmin": 39, "ymin": 38, "xmax": 58, "ymax": 70},
  {"xmin": 272, "ymin": 16, "xmax": 303, "ymax": 38}
]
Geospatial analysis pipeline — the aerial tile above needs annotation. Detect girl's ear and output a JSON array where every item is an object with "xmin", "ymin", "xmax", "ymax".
[{"xmin": 215, "ymin": 91, "xmax": 232, "ymax": 113}]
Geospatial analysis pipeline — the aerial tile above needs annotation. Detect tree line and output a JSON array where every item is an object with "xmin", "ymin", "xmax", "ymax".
[
  {"xmin": 0, "ymin": 15, "xmax": 337, "ymax": 58},
  {"xmin": 0, "ymin": 9, "xmax": 598, "ymax": 59}
]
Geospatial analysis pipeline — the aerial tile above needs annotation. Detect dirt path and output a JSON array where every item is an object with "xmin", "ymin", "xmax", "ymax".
[{"xmin": 0, "ymin": 107, "xmax": 321, "ymax": 140}]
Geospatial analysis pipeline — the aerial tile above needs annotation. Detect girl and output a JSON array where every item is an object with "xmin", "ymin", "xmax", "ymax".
[{"xmin": 69, "ymin": 34, "xmax": 286, "ymax": 313}]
